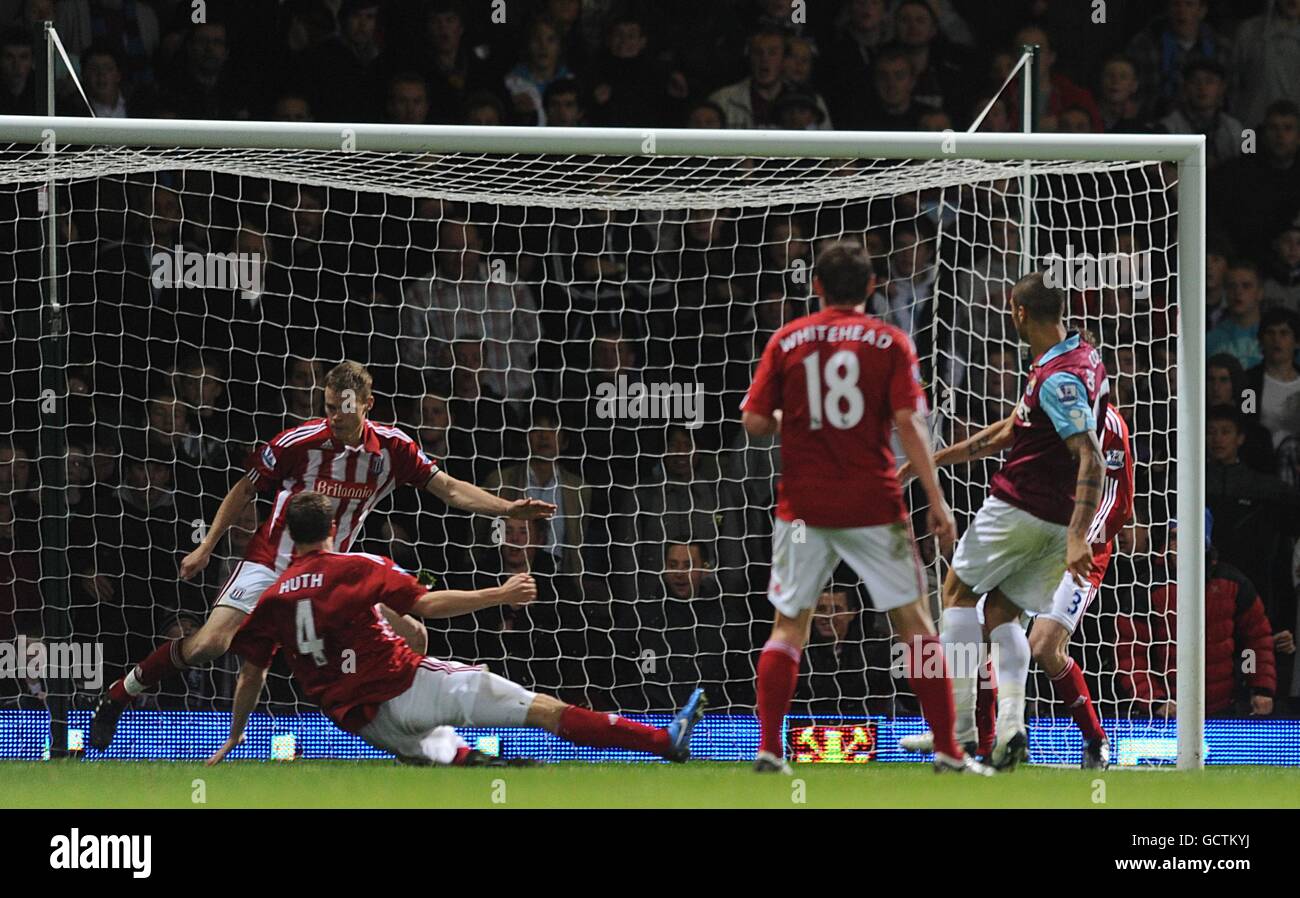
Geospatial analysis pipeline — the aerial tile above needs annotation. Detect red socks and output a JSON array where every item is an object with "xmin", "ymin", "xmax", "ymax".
[
  {"xmin": 904, "ymin": 634, "xmax": 961, "ymax": 758},
  {"xmin": 976, "ymin": 655, "xmax": 997, "ymax": 757},
  {"xmin": 1052, "ymin": 659, "xmax": 1105, "ymax": 743},
  {"xmin": 557, "ymin": 705, "xmax": 672, "ymax": 757},
  {"xmin": 107, "ymin": 639, "xmax": 186, "ymax": 704},
  {"xmin": 756, "ymin": 639, "xmax": 801, "ymax": 757}
]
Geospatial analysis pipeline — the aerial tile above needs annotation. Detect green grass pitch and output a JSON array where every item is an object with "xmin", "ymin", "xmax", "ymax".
[{"xmin": 3, "ymin": 761, "xmax": 1298, "ymax": 808}]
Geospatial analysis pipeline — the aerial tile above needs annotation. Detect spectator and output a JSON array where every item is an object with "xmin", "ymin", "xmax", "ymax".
[
  {"xmin": 822, "ymin": 0, "xmax": 892, "ymax": 127},
  {"xmin": 160, "ymin": 20, "xmax": 249, "ymax": 120},
  {"xmin": 542, "ymin": 77, "xmax": 584, "ymax": 127},
  {"xmin": 779, "ymin": 34, "xmax": 833, "ymax": 128},
  {"xmin": 1125, "ymin": 0, "xmax": 1231, "ymax": 119},
  {"xmin": 1246, "ymin": 307, "xmax": 1300, "ymax": 466},
  {"xmin": 1009, "ymin": 25, "xmax": 1102, "ymax": 132},
  {"xmin": 856, "ymin": 45, "xmax": 923, "ymax": 131},
  {"xmin": 892, "ymin": 0, "xmax": 969, "ymax": 116},
  {"xmin": 0, "ymin": 441, "xmax": 37, "ymax": 548},
  {"xmin": 0, "ymin": 28, "xmax": 33, "ymax": 115},
  {"xmin": 270, "ymin": 92, "xmax": 313, "ymax": 122},
  {"xmin": 1208, "ymin": 352, "xmax": 1275, "ymax": 474},
  {"xmin": 410, "ymin": 0, "xmax": 501, "ymax": 125},
  {"xmin": 795, "ymin": 580, "xmax": 899, "ymax": 716},
  {"xmin": 79, "ymin": 42, "xmax": 130, "ymax": 118},
  {"xmin": 384, "ymin": 71, "xmax": 430, "ymax": 125},
  {"xmin": 504, "ymin": 16, "xmax": 572, "ymax": 126},
  {"xmin": 400, "ymin": 219, "xmax": 539, "ymax": 406},
  {"xmin": 299, "ymin": 0, "xmax": 382, "ymax": 122},
  {"xmin": 588, "ymin": 15, "xmax": 680, "ymax": 127},
  {"xmin": 613, "ymin": 541, "xmax": 749, "ymax": 710},
  {"xmin": 1263, "ymin": 224, "xmax": 1300, "ymax": 312},
  {"xmin": 1206, "ymin": 405, "xmax": 1300, "ymax": 616},
  {"xmin": 281, "ymin": 356, "xmax": 325, "ymax": 426},
  {"xmin": 1206, "ymin": 242, "xmax": 1230, "ymax": 327},
  {"xmin": 1211, "ymin": 101, "xmax": 1300, "ymax": 263},
  {"xmin": 709, "ymin": 27, "xmax": 787, "ymax": 129},
  {"xmin": 1117, "ymin": 513, "xmax": 1276, "ymax": 718},
  {"xmin": 1156, "ymin": 59, "xmax": 1242, "ymax": 170},
  {"xmin": 870, "ymin": 221, "xmax": 937, "ymax": 350},
  {"xmin": 0, "ymin": 497, "xmax": 41, "ymax": 643},
  {"xmin": 463, "ymin": 89, "xmax": 505, "ymax": 125},
  {"xmin": 683, "ymin": 98, "xmax": 725, "ymax": 128},
  {"xmin": 1207, "ymin": 261, "xmax": 1266, "ymax": 369},
  {"xmin": 1230, "ymin": 0, "xmax": 1300, "ymax": 130},
  {"xmin": 482, "ymin": 405, "xmax": 592, "ymax": 577},
  {"xmin": 1097, "ymin": 55, "xmax": 1144, "ymax": 133}
]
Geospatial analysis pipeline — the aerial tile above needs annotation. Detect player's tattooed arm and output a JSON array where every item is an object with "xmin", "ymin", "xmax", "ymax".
[
  {"xmin": 207, "ymin": 658, "xmax": 268, "ymax": 765},
  {"xmin": 1064, "ymin": 429, "xmax": 1105, "ymax": 584},
  {"xmin": 180, "ymin": 476, "xmax": 258, "ymax": 580},
  {"xmin": 932, "ymin": 410, "xmax": 1016, "ymax": 468}
]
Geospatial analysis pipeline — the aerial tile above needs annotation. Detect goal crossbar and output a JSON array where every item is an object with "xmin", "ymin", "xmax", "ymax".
[{"xmin": 0, "ymin": 115, "xmax": 1207, "ymax": 769}]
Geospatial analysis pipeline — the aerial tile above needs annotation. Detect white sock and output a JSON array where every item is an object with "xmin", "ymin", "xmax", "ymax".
[
  {"xmin": 989, "ymin": 621, "xmax": 1031, "ymax": 739},
  {"xmin": 940, "ymin": 606, "xmax": 982, "ymax": 744},
  {"xmin": 123, "ymin": 667, "xmax": 146, "ymax": 697}
]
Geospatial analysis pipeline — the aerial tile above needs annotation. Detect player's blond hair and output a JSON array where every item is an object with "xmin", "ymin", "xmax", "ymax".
[{"xmin": 323, "ymin": 361, "xmax": 373, "ymax": 400}]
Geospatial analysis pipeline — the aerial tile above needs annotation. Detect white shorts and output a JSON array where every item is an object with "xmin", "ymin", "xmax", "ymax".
[
  {"xmin": 359, "ymin": 660, "xmax": 538, "ymax": 764},
  {"xmin": 950, "ymin": 496, "xmax": 1069, "ymax": 614},
  {"xmin": 1036, "ymin": 570, "xmax": 1099, "ymax": 634},
  {"xmin": 767, "ymin": 516, "xmax": 925, "ymax": 618},
  {"xmin": 213, "ymin": 561, "xmax": 278, "ymax": 615}
]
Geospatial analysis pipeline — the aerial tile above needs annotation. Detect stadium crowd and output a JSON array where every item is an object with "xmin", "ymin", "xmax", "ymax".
[{"xmin": 0, "ymin": 0, "xmax": 1298, "ymax": 722}]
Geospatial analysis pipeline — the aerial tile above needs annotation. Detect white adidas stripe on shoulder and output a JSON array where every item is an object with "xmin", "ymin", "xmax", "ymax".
[{"xmin": 274, "ymin": 420, "xmax": 329, "ymax": 448}]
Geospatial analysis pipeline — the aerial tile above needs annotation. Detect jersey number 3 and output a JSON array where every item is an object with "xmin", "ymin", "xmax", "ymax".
[
  {"xmin": 802, "ymin": 350, "xmax": 865, "ymax": 430},
  {"xmin": 295, "ymin": 600, "xmax": 328, "ymax": 667}
]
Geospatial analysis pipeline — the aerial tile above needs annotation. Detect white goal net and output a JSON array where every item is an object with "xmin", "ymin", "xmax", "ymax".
[{"xmin": 0, "ymin": 125, "xmax": 1182, "ymax": 757}]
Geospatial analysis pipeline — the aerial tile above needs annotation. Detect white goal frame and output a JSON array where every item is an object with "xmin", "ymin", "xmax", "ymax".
[{"xmin": 0, "ymin": 115, "xmax": 1207, "ymax": 769}]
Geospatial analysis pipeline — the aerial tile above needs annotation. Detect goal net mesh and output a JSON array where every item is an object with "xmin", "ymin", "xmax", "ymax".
[{"xmin": 0, "ymin": 137, "xmax": 1177, "ymax": 748}]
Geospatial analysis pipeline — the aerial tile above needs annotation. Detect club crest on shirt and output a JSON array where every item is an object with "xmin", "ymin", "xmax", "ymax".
[{"xmin": 369, "ymin": 454, "xmax": 386, "ymax": 477}]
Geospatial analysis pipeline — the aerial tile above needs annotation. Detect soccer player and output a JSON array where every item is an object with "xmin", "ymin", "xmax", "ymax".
[
  {"xmin": 91, "ymin": 361, "xmax": 556, "ymax": 749},
  {"xmin": 931, "ymin": 271, "xmax": 1109, "ymax": 770},
  {"xmin": 206, "ymin": 491, "xmax": 706, "ymax": 766},
  {"xmin": 740, "ymin": 239, "xmax": 989, "ymax": 775},
  {"xmin": 899, "ymin": 400, "xmax": 1134, "ymax": 769}
]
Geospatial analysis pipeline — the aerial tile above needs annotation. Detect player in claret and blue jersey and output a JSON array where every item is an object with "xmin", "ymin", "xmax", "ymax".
[{"xmin": 939, "ymin": 271, "xmax": 1109, "ymax": 770}]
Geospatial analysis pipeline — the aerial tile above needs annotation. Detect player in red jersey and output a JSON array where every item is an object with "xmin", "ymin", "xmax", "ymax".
[
  {"xmin": 91, "ymin": 361, "xmax": 556, "ymax": 750},
  {"xmin": 205, "ymin": 491, "xmax": 706, "ymax": 766},
  {"xmin": 740, "ymin": 240, "xmax": 989, "ymax": 776},
  {"xmin": 900, "ymin": 400, "xmax": 1134, "ymax": 768}
]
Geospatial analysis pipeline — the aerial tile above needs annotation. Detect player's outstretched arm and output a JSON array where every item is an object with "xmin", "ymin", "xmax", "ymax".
[
  {"xmin": 1064, "ymin": 429, "xmax": 1106, "ymax": 586},
  {"xmin": 411, "ymin": 572, "xmax": 538, "ymax": 618},
  {"xmin": 741, "ymin": 409, "xmax": 781, "ymax": 437},
  {"xmin": 424, "ymin": 471, "xmax": 556, "ymax": 520},
  {"xmin": 893, "ymin": 408, "xmax": 956, "ymax": 551},
  {"xmin": 206, "ymin": 658, "xmax": 269, "ymax": 765},
  {"xmin": 897, "ymin": 411, "xmax": 1015, "ymax": 482},
  {"xmin": 181, "ymin": 476, "xmax": 258, "ymax": 580}
]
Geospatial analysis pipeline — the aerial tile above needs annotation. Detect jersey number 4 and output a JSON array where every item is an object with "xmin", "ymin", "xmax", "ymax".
[
  {"xmin": 295, "ymin": 600, "xmax": 328, "ymax": 667},
  {"xmin": 802, "ymin": 350, "xmax": 865, "ymax": 430}
]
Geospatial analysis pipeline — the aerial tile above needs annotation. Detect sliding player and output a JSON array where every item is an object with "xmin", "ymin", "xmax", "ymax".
[
  {"xmin": 91, "ymin": 360, "xmax": 556, "ymax": 750},
  {"xmin": 899, "ymin": 397, "xmax": 1132, "ymax": 769},
  {"xmin": 741, "ymin": 239, "xmax": 989, "ymax": 775},
  {"xmin": 206, "ymin": 491, "xmax": 706, "ymax": 766},
  {"xmin": 929, "ymin": 272, "xmax": 1108, "ymax": 770}
]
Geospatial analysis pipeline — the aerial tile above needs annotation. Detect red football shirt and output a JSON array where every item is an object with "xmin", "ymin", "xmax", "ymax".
[
  {"xmin": 231, "ymin": 550, "xmax": 427, "ymax": 732},
  {"xmin": 741, "ymin": 306, "xmax": 927, "ymax": 528},
  {"xmin": 1086, "ymin": 404, "xmax": 1135, "ymax": 546},
  {"xmin": 242, "ymin": 419, "xmax": 439, "ymax": 571}
]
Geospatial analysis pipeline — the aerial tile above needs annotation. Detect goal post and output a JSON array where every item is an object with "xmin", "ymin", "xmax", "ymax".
[{"xmin": 0, "ymin": 115, "xmax": 1206, "ymax": 768}]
